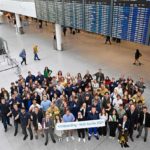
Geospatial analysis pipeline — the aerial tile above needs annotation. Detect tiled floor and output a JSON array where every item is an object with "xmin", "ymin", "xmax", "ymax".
[{"xmin": 0, "ymin": 20, "xmax": 150, "ymax": 150}]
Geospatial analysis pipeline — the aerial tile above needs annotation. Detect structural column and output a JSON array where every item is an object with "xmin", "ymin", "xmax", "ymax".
[
  {"xmin": 0, "ymin": 11, "xmax": 4, "ymax": 24},
  {"xmin": 15, "ymin": 13, "xmax": 24, "ymax": 34},
  {"xmin": 55, "ymin": 23, "xmax": 62, "ymax": 51}
]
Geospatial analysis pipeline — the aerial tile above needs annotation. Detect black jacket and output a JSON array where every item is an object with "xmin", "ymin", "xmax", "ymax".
[
  {"xmin": 138, "ymin": 112, "xmax": 150, "ymax": 127},
  {"xmin": 0, "ymin": 103, "xmax": 10, "ymax": 116},
  {"xmin": 118, "ymin": 118, "xmax": 130, "ymax": 132},
  {"xmin": 32, "ymin": 110, "xmax": 43, "ymax": 127},
  {"xmin": 126, "ymin": 109, "xmax": 138, "ymax": 126}
]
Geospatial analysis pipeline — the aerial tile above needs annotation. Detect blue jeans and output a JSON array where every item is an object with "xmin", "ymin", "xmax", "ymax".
[
  {"xmin": 2, "ymin": 116, "xmax": 10, "ymax": 129},
  {"xmin": 34, "ymin": 53, "xmax": 40, "ymax": 60},
  {"xmin": 88, "ymin": 127, "xmax": 98, "ymax": 136}
]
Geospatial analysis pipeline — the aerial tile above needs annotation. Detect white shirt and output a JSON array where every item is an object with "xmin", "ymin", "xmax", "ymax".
[{"xmin": 113, "ymin": 98, "xmax": 123, "ymax": 110}]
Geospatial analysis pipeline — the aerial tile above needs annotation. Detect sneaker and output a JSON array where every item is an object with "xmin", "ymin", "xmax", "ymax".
[
  {"xmin": 144, "ymin": 138, "xmax": 147, "ymax": 142},
  {"xmin": 95, "ymin": 136, "xmax": 99, "ymax": 140},
  {"xmin": 30, "ymin": 135, "xmax": 33, "ymax": 140},
  {"xmin": 4, "ymin": 128, "xmax": 7, "ymax": 132},
  {"xmin": 23, "ymin": 135, "xmax": 28, "ymax": 140},
  {"xmin": 83, "ymin": 138, "xmax": 86, "ymax": 143},
  {"xmin": 88, "ymin": 136, "xmax": 91, "ymax": 141},
  {"xmin": 45, "ymin": 141, "xmax": 48, "ymax": 146},
  {"xmin": 52, "ymin": 139, "xmax": 56, "ymax": 143},
  {"xmin": 14, "ymin": 131, "xmax": 18, "ymax": 136},
  {"xmin": 78, "ymin": 138, "xmax": 81, "ymax": 142},
  {"xmin": 71, "ymin": 136, "xmax": 75, "ymax": 140},
  {"xmin": 8, "ymin": 124, "xmax": 12, "ymax": 126},
  {"xmin": 130, "ymin": 136, "xmax": 134, "ymax": 142},
  {"xmin": 66, "ymin": 137, "xmax": 69, "ymax": 142}
]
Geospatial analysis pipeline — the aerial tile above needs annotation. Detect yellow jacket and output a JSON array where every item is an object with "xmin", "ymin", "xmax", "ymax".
[
  {"xmin": 131, "ymin": 94, "xmax": 145, "ymax": 104},
  {"xmin": 46, "ymin": 106, "xmax": 60, "ymax": 118}
]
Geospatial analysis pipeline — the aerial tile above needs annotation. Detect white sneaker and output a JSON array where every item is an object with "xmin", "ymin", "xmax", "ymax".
[
  {"xmin": 78, "ymin": 138, "xmax": 81, "ymax": 142},
  {"xmin": 83, "ymin": 138, "xmax": 86, "ymax": 143},
  {"xmin": 71, "ymin": 136, "xmax": 75, "ymax": 140},
  {"xmin": 66, "ymin": 137, "xmax": 69, "ymax": 142}
]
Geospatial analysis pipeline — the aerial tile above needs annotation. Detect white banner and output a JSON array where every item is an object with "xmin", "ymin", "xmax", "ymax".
[{"xmin": 56, "ymin": 119, "xmax": 105, "ymax": 131}]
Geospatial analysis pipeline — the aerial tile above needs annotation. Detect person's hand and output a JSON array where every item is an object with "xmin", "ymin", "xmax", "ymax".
[{"xmin": 26, "ymin": 125, "xmax": 29, "ymax": 129}]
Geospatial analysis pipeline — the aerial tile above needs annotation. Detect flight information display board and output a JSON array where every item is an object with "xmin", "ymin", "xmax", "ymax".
[
  {"xmin": 64, "ymin": 0, "xmax": 74, "ymax": 27},
  {"xmin": 64, "ymin": 0, "xmax": 83, "ymax": 29},
  {"xmin": 73, "ymin": 0, "xmax": 84, "ymax": 29},
  {"xmin": 84, "ymin": 0, "xmax": 111, "ymax": 35},
  {"xmin": 34, "ymin": 0, "xmax": 150, "ymax": 45},
  {"xmin": 47, "ymin": 0, "xmax": 56, "ymax": 22},
  {"xmin": 55, "ymin": 0, "xmax": 64, "ymax": 25},
  {"xmin": 35, "ymin": 0, "xmax": 49, "ymax": 21},
  {"xmin": 112, "ymin": 0, "xmax": 150, "ymax": 45}
]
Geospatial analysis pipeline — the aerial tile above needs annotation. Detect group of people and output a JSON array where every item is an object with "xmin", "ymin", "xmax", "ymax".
[{"xmin": 0, "ymin": 68, "xmax": 150, "ymax": 147}]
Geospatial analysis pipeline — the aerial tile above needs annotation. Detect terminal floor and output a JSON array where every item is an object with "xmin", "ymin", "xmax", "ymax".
[{"xmin": 0, "ymin": 21, "xmax": 150, "ymax": 150}]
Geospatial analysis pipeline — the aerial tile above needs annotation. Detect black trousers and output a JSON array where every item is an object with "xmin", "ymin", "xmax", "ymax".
[
  {"xmin": 77, "ymin": 129, "xmax": 85, "ymax": 138},
  {"xmin": 98, "ymin": 126, "xmax": 107, "ymax": 136},
  {"xmin": 129, "ymin": 124, "xmax": 135, "ymax": 138},
  {"xmin": 2, "ymin": 115, "xmax": 10, "ymax": 130},
  {"xmin": 14, "ymin": 121, "xmax": 19, "ymax": 134},
  {"xmin": 21, "ymin": 58, "xmax": 26, "ymax": 65},
  {"xmin": 109, "ymin": 122, "xmax": 118, "ymax": 137},
  {"xmin": 22, "ymin": 125, "xmax": 33, "ymax": 138}
]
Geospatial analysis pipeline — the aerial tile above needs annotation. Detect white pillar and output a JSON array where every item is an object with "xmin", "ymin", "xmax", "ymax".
[
  {"xmin": 15, "ymin": 13, "xmax": 23, "ymax": 34},
  {"xmin": 0, "ymin": 11, "xmax": 4, "ymax": 24},
  {"xmin": 55, "ymin": 23, "xmax": 62, "ymax": 51}
]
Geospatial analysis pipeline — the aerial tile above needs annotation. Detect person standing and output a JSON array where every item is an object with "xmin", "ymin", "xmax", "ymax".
[
  {"xmin": 108, "ymin": 109, "xmax": 118, "ymax": 139},
  {"xmin": 105, "ymin": 36, "xmax": 111, "ymax": 44},
  {"xmin": 62, "ymin": 109, "xmax": 75, "ymax": 142},
  {"xmin": 118, "ymin": 115, "xmax": 130, "ymax": 148},
  {"xmin": 93, "ymin": 69, "xmax": 105, "ymax": 85},
  {"xmin": 133, "ymin": 49, "xmax": 142, "ymax": 65},
  {"xmin": 20, "ymin": 107, "xmax": 33, "ymax": 140},
  {"xmin": 8, "ymin": 104, "xmax": 20, "ymax": 136},
  {"xmin": 43, "ymin": 113, "xmax": 56, "ymax": 145},
  {"xmin": 98, "ymin": 108, "xmax": 108, "ymax": 137},
  {"xmin": 19, "ymin": 49, "xmax": 27, "ymax": 65},
  {"xmin": 87, "ymin": 106, "xmax": 99, "ymax": 140},
  {"xmin": 32, "ymin": 106, "xmax": 44, "ymax": 139},
  {"xmin": 126, "ymin": 104, "xmax": 138, "ymax": 142},
  {"xmin": 33, "ymin": 45, "xmax": 40, "ymax": 61},
  {"xmin": 0, "ymin": 98, "xmax": 12, "ymax": 132},
  {"xmin": 136, "ymin": 106, "xmax": 150, "ymax": 142},
  {"xmin": 63, "ymin": 27, "xmax": 67, "ymax": 36},
  {"xmin": 77, "ymin": 111, "xmax": 86, "ymax": 142}
]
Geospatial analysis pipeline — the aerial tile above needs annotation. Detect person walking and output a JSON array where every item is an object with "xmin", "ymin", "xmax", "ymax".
[
  {"xmin": 19, "ymin": 49, "xmax": 27, "ymax": 65},
  {"xmin": 33, "ymin": 45, "xmax": 40, "ymax": 61},
  {"xmin": 133, "ymin": 49, "xmax": 142, "ymax": 65}
]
